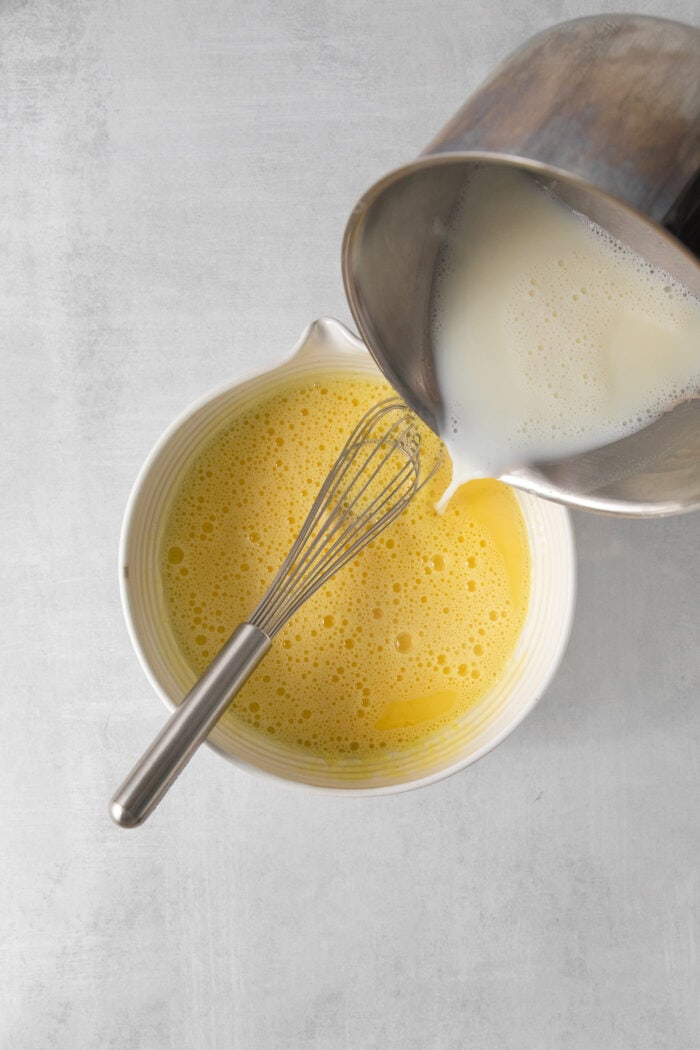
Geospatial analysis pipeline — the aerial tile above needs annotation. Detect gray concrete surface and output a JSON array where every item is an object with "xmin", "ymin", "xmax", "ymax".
[{"xmin": 2, "ymin": 1, "xmax": 699, "ymax": 1047}]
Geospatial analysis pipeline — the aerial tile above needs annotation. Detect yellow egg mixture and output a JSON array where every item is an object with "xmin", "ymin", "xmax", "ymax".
[{"xmin": 159, "ymin": 372, "xmax": 530, "ymax": 761}]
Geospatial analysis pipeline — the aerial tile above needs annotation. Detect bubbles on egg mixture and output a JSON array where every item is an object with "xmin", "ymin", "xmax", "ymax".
[{"xmin": 159, "ymin": 374, "xmax": 531, "ymax": 760}]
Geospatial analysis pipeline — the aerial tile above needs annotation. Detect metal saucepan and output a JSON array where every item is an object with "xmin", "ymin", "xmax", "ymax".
[{"xmin": 343, "ymin": 15, "xmax": 700, "ymax": 515}]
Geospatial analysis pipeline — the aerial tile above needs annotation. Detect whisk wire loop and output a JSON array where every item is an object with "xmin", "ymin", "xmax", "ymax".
[{"xmin": 249, "ymin": 398, "xmax": 428, "ymax": 637}]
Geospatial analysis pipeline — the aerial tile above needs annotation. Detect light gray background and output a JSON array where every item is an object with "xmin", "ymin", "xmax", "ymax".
[{"xmin": 2, "ymin": 1, "xmax": 699, "ymax": 1048}]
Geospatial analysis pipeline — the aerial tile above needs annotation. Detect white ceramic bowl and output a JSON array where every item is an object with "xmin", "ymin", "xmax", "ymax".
[{"xmin": 120, "ymin": 317, "xmax": 576, "ymax": 793}]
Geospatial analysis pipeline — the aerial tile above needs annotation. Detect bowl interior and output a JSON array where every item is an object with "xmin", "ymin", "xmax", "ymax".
[{"xmin": 121, "ymin": 321, "xmax": 576, "ymax": 793}]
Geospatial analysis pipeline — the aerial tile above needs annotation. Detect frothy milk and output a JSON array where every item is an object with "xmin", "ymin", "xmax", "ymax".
[{"xmin": 431, "ymin": 168, "xmax": 700, "ymax": 502}]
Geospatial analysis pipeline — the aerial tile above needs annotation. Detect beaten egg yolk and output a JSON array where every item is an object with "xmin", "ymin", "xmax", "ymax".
[{"xmin": 160, "ymin": 372, "xmax": 530, "ymax": 761}]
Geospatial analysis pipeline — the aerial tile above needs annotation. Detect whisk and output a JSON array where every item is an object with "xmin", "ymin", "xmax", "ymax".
[{"xmin": 110, "ymin": 398, "xmax": 440, "ymax": 827}]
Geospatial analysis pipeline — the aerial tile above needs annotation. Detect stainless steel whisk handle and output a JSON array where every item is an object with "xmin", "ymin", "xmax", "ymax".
[{"xmin": 110, "ymin": 623, "xmax": 271, "ymax": 828}]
